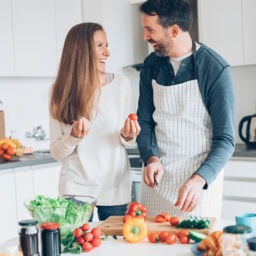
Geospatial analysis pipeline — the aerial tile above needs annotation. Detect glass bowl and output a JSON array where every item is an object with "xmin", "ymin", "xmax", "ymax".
[{"xmin": 24, "ymin": 195, "xmax": 97, "ymax": 252}]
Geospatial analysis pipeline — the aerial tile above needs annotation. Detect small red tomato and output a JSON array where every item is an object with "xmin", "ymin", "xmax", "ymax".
[
  {"xmin": 77, "ymin": 237, "xmax": 85, "ymax": 245},
  {"xmin": 73, "ymin": 228, "xmax": 83, "ymax": 238},
  {"xmin": 159, "ymin": 231, "xmax": 169, "ymax": 242},
  {"xmin": 82, "ymin": 242, "xmax": 93, "ymax": 252},
  {"xmin": 91, "ymin": 237, "xmax": 102, "ymax": 247},
  {"xmin": 147, "ymin": 232, "xmax": 160, "ymax": 243},
  {"xmin": 128, "ymin": 113, "xmax": 138, "ymax": 121},
  {"xmin": 122, "ymin": 214, "xmax": 133, "ymax": 224},
  {"xmin": 177, "ymin": 230, "xmax": 190, "ymax": 244},
  {"xmin": 165, "ymin": 232, "xmax": 177, "ymax": 245},
  {"xmin": 91, "ymin": 227, "xmax": 101, "ymax": 238},
  {"xmin": 155, "ymin": 214, "xmax": 166, "ymax": 223},
  {"xmin": 170, "ymin": 216, "xmax": 179, "ymax": 226},
  {"xmin": 81, "ymin": 223, "xmax": 90, "ymax": 231},
  {"xmin": 161, "ymin": 212, "xmax": 170, "ymax": 221},
  {"xmin": 84, "ymin": 232, "xmax": 93, "ymax": 242}
]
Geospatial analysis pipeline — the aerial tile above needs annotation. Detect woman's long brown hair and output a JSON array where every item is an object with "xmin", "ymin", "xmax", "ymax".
[{"xmin": 50, "ymin": 22, "xmax": 103, "ymax": 124}]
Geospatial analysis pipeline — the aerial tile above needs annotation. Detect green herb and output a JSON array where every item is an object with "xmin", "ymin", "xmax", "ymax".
[
  {"xmin": 112, "ymin": 235, "xmax": 118, "ymax": 239},
  {"xmin": 177, "ymin": 216, "xmax": 211, "ymax": 229}
]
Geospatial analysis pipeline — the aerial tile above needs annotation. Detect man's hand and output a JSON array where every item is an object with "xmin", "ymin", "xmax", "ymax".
[
  {"xmin": 174, "ymin": 174, "xmax": 206, "ymax": 213},
  {"xmin": 143, "ymin": 156, "xmax": 164, "ymax": 189}
]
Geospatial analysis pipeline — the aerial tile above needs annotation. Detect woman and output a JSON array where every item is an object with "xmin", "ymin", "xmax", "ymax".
[{"xmin": 49, "ymin": 22, "xmax": 140, "ymax": 221}]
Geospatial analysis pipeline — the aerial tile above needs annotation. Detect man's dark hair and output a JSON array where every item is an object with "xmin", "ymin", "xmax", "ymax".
[{"xmin": 140, "ymin": 0, "xmax": 193, "ymax": 31}]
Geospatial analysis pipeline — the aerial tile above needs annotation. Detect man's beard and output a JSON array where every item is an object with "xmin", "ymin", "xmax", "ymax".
[{"xmin": 148, "ymin": 39, "xmax": 169, "ymax": 57}]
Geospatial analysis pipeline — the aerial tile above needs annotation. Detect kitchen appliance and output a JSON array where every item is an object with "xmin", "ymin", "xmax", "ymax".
[{"xmin": 239, "ymin": 113, "xmax": 256, "ymax": 148}]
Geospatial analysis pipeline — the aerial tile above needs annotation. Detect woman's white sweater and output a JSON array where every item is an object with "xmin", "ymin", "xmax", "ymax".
[{"xmin": 50, "ymin": 75, "xmax": 135, "ymax": 205}]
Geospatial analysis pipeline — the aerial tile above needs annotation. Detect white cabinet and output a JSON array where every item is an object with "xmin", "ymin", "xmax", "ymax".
[
  {"xmin": 32, "ymin": 162, "xmax": 60, "ymax": 197},
  {"xmin": 221, "ymin": 159, "xmax": 256, "ymax": 220},
  {"xmin": 0, "ymin": 0, "xmax": 14, "ymax": 76},
  {"xmin": 12, "ymin": 0, "xmax": 57, "ymax": 76},
  {"xmin": 0, "ymin": 169, "xmax": 17, "ymax": 243},
  {"xmin": 198, "ymin": 0, "xmax": 256, "ymax": 66},
  {"xmin": 0, "ymin": 0, "xmax": 82, "ymax": 77},
  {"xmin": 13, "ymin": 166, "xmax": 35, "ymax": 221}
]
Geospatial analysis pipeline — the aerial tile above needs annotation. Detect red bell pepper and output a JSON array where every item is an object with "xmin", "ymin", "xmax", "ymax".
[{"xmin": 127, "ymin": 202, "xmax": 147, "ymax": 218}]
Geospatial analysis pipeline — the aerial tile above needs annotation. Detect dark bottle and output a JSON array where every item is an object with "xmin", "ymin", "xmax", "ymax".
[
  {"xmin": 41, "ymin": 222, "xmax": 61, "ymax": 256},
  {"xmin": 18, "ymin": 219, "xmax": 39, "ymax": 256}
]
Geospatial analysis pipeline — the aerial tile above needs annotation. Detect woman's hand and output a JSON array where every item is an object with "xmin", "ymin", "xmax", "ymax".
[
  {"xmin": 120, "ymin": 117, "xmax": 141, "ymax": 141},
  {"xmin": 71, "ymin": 117, "xmax": 90, "ymax": 139}
]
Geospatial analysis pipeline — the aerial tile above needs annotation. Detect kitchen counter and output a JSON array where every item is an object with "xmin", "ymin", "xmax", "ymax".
[
  {"xmin": 0, "ymin": 143, "xmax": 255, "ymax": 171},
  {"xmin": 2, "ymin": 220, "xmax": 230, "ymax": 256}
]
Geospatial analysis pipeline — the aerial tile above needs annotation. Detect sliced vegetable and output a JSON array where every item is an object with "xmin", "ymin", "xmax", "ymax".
[
  {"xmin": 189, "ymin": 231, "xmax": 207, "ymax": 242},
  {"xmin": 176, "ymin": 216, "xmax": 211, "ymax": 229}
]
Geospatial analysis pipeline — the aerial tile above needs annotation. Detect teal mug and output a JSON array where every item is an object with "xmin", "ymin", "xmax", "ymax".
[{"xmin": 235, "ymin": 213, "xmax": 256, "ymax": 236}]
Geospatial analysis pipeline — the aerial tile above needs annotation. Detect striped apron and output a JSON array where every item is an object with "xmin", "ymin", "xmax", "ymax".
[{"xmin": 141, "ymin": 47, "xmax": 223, "ymax": 218}]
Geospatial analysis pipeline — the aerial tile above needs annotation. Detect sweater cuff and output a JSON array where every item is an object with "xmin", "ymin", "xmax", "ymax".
[
  {"xmin": 120, "ymin": 134, "xmax": 137, "ymax": 147},
  {"xmin": 63, "ymin": 127, "xmax": 82, "ymax": 147}
]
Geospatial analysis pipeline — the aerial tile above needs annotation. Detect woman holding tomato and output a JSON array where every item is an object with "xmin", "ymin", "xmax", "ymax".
[{"xmin": 49, "ymin": 22, "xmax": 140, "ymax": 220}]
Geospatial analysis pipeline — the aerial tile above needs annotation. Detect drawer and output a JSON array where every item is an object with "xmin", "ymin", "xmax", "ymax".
[
  {"xmin": 221, "ymin": 199, "xmax": 256, "ymax": 221},
  {"xmin": 223, "ymin": 180, "xmax": 256, "ymax": 199},
  {"xmin": 225, "ymin": 160, "xmax": 256, "ymax": 178}
]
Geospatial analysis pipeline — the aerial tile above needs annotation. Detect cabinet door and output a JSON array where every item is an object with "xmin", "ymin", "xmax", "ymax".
[
  {"xmin": 198, "ymin": 0, "xmax": 243, "ymax": 66},
  {"xmin": 14, "ymin": 166, "xmax": 35, "ymax": 221},
  {"xmin": 0, "ymin": 169, "xmax": 17, "ymax": 243},
  {"xmin": 243, "ymin": 0, "xmax": 256, "ymax": 65},
  {"xmin": 12, "ymin": 0, "xmax": 56, "ymax": 76},
  {"xmin": 32, "ymin": 163, "xmax": 60, "ymax": 197},
  {"xmin": 0, "ymin": 0, "xmax": 15, "ymax": 76},
  {"xmin": 55, "ymin": 0, "xmax": 82, "ymax": 63}
]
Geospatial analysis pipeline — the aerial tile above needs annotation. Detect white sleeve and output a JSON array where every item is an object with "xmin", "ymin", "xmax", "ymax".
[{"xmin": 49, "ymin": 116, "xmax": 82, "ymax": 161}]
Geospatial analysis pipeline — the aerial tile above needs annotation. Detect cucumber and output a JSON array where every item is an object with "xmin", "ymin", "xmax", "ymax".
[{"xmin": 189, "ymin": 231, "xmax": 207, "ymax": 242}]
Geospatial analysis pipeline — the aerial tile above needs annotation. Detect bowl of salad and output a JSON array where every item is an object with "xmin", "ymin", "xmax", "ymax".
[{"xmin": 24, "ymin": 194, "xmax": 97, "ymax": 253}]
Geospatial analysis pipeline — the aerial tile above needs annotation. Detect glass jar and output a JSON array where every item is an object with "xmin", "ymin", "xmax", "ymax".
[
  {"xmin": 40, "ymin": 222, "xmax": 61, "ymax": 256},
  {"xmin": 18, "ymin": 220, "xmax": 39, "ymax": 256},
  {"xmin": 222, "ymin": 225, "xmax": 252, "ymax": 256},
  {"xmin": 247, "ymin": 237, "xmax": 256, "ymax": 256}
]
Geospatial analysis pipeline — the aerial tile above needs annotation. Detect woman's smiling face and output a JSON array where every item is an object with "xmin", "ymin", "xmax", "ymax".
[{"xmin": 94, "ymin": 30, "xmax": 110, "ymax": 73}]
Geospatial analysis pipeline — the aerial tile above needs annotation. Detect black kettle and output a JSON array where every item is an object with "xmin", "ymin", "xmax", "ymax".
[{"xmin": 239, "ymin": 113, "xmax": 256, "ymax": 147}]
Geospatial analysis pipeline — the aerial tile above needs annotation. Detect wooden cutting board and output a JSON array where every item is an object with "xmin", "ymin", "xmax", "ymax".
[{"xmin": 97, "ymin": 216, "xmax": 216, "ymax": 236}]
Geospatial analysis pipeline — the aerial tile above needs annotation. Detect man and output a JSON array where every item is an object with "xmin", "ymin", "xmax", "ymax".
[{"xmin": 136, "ymin": 0, "xmax": 235, "ymax": 218}]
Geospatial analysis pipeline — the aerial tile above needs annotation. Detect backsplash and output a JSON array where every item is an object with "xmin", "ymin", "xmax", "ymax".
[{"xmin": 0, "ymin": 65, "xmax": 256, "ymax": 149}]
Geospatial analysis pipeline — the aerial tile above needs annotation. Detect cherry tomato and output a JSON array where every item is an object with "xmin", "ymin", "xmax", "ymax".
[
  {"xmin": 73, "ymin": 228, "xmax": 83, "ymax": 238},
  {"xmin": 165, "ymin": 232, "xmax": 177, "ymax": 245},
  {"xmin": 177, "ymin": 230, "xmax": 190, "ymax": 244},
  {"xmin": 91, "ymin": 237, "xmax": 102, "ymax": 247},
  {"xmin": 155, "ymin": 214, "xmax": 166, "ymax": 223},
  {"xmin": 159, "ymin": 231, "xmax": 169, "ymax": 242},
  {"xmin": 122, "ymin": 214, "xmax": 133, "ymax": 224},
  {"xmin": 147, "ymin": 232, "xmax": 160, "ymax": 243},
  {"xmin": 81, "ymin": 223, "xmax": 90, "ymax": 231},
  {"xmin": 128, "ymin": 113, "xmax": 138, "ymax": 121},
  {"xmin": 170, "ymin": 216, "xmax": 180, "ymax": 226},
  {"xmin": 161, "ymin": 212, "xmax": 170, "ymax": 221},
  {"xmin": 77, "ymin": 237, "xmax": 85, "ymax": 245},
  {"xmin": 91, "ymin": 227, "xmax": 101, "ymax": 238},
  {"xmin": 84, "ymin": 232, "xmax": 93, "ymax": 242},
  {"xmin": 82, "ymin": 242, "xmax": 93, "ymax": 252},
  {"xmin": 178, "ymin": 234, "xmax": 190, "ymax": 244}
]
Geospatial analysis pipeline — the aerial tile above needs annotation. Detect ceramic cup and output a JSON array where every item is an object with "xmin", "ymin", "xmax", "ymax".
[{"xmin": 235, "ymin": 213, "xmax": 256, "ymax": 236}]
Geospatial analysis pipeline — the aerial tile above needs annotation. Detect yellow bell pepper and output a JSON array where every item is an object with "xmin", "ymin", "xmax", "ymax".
[{"xmin": 123, "ymin": 217, "xmax": 147, "ymax": 243}]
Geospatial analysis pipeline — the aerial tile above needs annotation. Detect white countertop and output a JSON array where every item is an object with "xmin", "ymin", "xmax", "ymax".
[{"xmin": 2, "ymin": 220, "xmax": 233, "ymax": 256}]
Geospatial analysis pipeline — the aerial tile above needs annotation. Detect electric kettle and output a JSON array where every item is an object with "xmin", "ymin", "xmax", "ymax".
[{"xmin": 239, "ymin": 113, "xmax": 256, "ymax": 147}]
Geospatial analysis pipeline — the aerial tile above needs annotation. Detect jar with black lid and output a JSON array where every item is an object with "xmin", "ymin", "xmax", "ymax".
[
  {"xmin": 18, "ymin": 219, "xmax": 39, "ymax": 256},
  {"xmin": 247, "ymin": 237, "xmax": 256, "ymax": 256},
  {"xmin": 40, "ymin": 222, "xmax": 61, "ymax": 256},
  {"xmin": 222, "ymin": 225, "xmax": 252, "ymax": 256}
]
